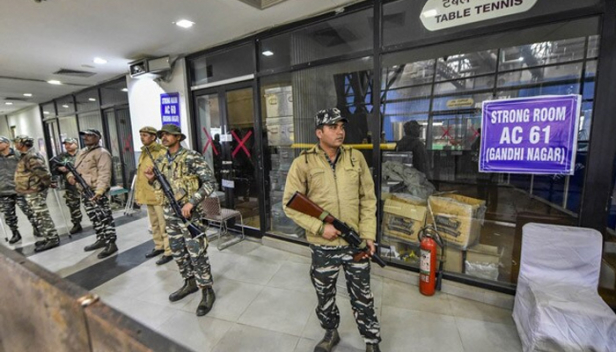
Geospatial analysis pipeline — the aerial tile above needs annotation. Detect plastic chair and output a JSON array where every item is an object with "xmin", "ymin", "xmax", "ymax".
[
  {"xmin": 201, "ymin": 196, "xmax": 245, "ymax": 250},
  {"xmin": 513, "ymin": 223, "xmax": 616, "ymax": 352}
]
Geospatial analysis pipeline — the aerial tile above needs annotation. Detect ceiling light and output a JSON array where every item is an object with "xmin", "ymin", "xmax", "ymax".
[
  {"xmin": 518, "ymin": 57, "xmax": 524, "ymax": 61},
  {"xmin": 262, "ymin": 50, "xmax": 274, "ymax": 57},
  {"xmin": 175, "ymin": 19, "xmax": 194, "ymax": 28},
  {"xmin": 5, "ymin": 102, "xmax": 13, "ymax": 105},
  {"xmin": 62, "ymin": 104, "xmax": 69, "ymax": 108},
  {"xmin": 121, "ymin": 88, "xmax": 128, "ymax": 92},
  {"xmin": 93, "ymin": 57, "xmax": 107, "ymax": 64},
  {"xmin": 88, "ymin": 98, "xmax": 96, "ymax": 102},
  {"xmin": 23, "ymin": 93, "xmax": 32, "ymax": 97},
  {"xmin": 48, "ymin": 80, "xmax": 62, "ymax": 85},
  {"xmin": 43, "ymin": 111, "xmax": 50, "ymax": 115}
]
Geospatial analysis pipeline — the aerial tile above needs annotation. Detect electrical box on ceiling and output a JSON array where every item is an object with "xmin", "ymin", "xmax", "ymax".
[
  {"xmin": 237, "ymin": 0, "xmax": 287, "ymax": 10},
  {"xmin": 129, "ymin": 56, "xmax": 171, "ymax": 77},
  {"xmin": 149, "ymin": 56, "xmax": 171, "ymax": 72},
  {"xmin": 129, "ymin": 59, "xmax": 149, "ymax": 77}
]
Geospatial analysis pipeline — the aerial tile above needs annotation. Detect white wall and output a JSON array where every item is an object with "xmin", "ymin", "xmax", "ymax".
[
  {"xmin": 127, "ymin": 58, "xmax": 192, "ymax": 153},
  {"xmin": 3, "ymin": 106, "xmax": 45, "ymax": 152}
]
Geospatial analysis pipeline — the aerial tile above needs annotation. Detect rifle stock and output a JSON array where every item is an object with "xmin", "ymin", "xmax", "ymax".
[
  {"xmin": 145, "ymin": 148, "xmax": 203, "ymax": 238},
  {"xmin": 286, "ymin": 192, "xmax": 386, "ymax": 268}
]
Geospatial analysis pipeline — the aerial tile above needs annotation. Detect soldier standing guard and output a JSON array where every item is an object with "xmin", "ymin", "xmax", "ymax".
[
  {"xmin": 13, "ymin": 135, "xmax": 60, "ymax": 252},
  {"xmin": 0, "ymin": 136, "xmax": 37, "ymax": 244},
  {"xmin": 67, "ymin": 129, "xmax": 118, "ymax": 259},
  {"xmin": 135, "ymin": 126, "xmax": 173, "ymax": 265},
  {"xmin": 144, "ymin": 124, "xmax": 217, "ymax": 317},
  {"xmin": 51, "ymin": 138, "xmax": 83, "ymax": 234}
]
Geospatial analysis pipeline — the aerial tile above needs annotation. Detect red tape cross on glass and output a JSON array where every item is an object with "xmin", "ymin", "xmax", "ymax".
[
  {"xmin": 440, "ymin": 125, "xmax": 452, "ymax": 139},
  {"xmin": 202, "ymin": 127, "xmax": 219, "ymax": 156},
  {"xmin": 231, "ymin": 130, "xmax": 252, "ymax": 158}
]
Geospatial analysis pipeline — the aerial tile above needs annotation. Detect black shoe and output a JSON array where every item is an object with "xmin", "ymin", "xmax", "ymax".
[
  {"xmin": 69, "ymin": 224, "xmax": 83, "ymax": 235},
  {"xmin": 196, "ymin": 287, "xmax": 216, "ymax": 316},
  {"xmin": 34, "ymin": 237, "xmax": 60, "ymax": 253},
  {"xmin": 366, "ymin": 344, "xmax": 381, "ymax": 352},
  {"xmin": 145, "ymin": 248, "xmax": 164, "ymax": 258},
  {"xmin": 97, "ymin": 243, "xmax": 118, "ymax": 259},
  {"xmin": 156, "ymin": 255, "xmax": 173, "ymax": 265},
  {"xmin": 84, "ymin": 239, "xmax": 106, "ymax": 251},
  {"xmin": 314, "ymin": 329, "xmax": 340, "ymax": 352},
  {"xmin": 33, "ymin": 229, "xmax": 42, "ymax": 238},
  {"xmin": 8, "ymin": 231, "xmax": 21, "ymax": 244},
  {"xmin": 169, "ymin": 278, "xmax": 198, "ymax": 302}
]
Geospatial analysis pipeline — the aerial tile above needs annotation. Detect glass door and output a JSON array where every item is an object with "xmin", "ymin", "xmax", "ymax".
[{"xmin": 104, "ymin": 106, "xmax": 135, "ymax": 189}]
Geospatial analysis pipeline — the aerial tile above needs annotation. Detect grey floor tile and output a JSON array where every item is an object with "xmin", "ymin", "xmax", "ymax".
[
  {"xmin": 245, "ymin": 244, "xmax": 292, "ymax": 263},
  {"xmin": 98, "ymin": 293, "xmax": 178, "ymax": 330},
  {"xmin": 238, "ymin": 286, "xmax": 316, "ymax": 336},
  {"xmin": 158, "ymin": 310, "xmax": 235, "ymax": 352},
  {"xmin": 382, "ymin": 278, "xmax": 453, "ymax": 316},
  {"xmin": 212, "ymin": 324, "xmax": 299, "ymax": 352},
  {"xmin": 294, "ymin": 337, "xmax": 363, "ymax": 352},
  {"xmin": 267, "ymin": 261, "xmax": 313, "ymax": 293},
  {"xmin": 455, "ymin": 316, "xmax": 522, "ymax": 352},
  {"xmin": 217, "ymin": 254, "xmax": 282, "ymax": 285},
  {"xmin": 379, "ymin": 305, "xmax": 464, "ymax": 352},
  {"xmin": 447, "ymin": 295, "xmax": 515, "ymax": 325},
  {"xmin": 199, "ymin": 277, "xmax": 265, "ymax": 322}
]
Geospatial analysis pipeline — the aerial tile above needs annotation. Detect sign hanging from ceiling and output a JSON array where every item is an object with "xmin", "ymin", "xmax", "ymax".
[
  {"xmin": 420, "ymin": 0, "xmax": 538, "ymax": 31},
  {"xmin": 161, "ymin": 92, "xmax": 180, "ymax": 127},
  {"xmin": 479, "ymin": 95, "xmax": 581, "ymax": 175}
]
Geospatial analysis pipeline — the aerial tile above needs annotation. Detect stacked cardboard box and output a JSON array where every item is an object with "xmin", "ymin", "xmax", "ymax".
[
  {"xmin": 265, "ymin": 86, "xmax": 294, "ymax": 147},
  {"xmin": 427, "ymin": 194, "xmax": 486, "ymax": 249},
  {"xmin": 382, "ymin": 195, "xmax": 427, "ymax": 243}
]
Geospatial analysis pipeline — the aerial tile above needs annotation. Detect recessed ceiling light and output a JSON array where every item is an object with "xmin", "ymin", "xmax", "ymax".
[
  {"xmin": 43, "ymin": 111, "xmax": 50, "ymax": 115},
  {"xmin": 23, "ymin": 93, "xmax": 33, "ymax": 97},
  {"xmin": 93, "ymin": 57, "xmax": 107, "ymax": 64},
  {"xmin": 5, "ymin": 102, "xmax": 13, "ymax": 105},
  {"xmin": 48, "ymin": 80, "xmax": 62, "ymax": 85},
  {"xmin": 88, "ymin": 98, "xmax": 96, "ymax": 102},
  {"xmin": 175, "ymin": 19, "xmax": 194, "ymax": 28},
  {"xmin": 262, "ymin": 51, "xmax": 274, "ymax": 57},
  {"xmin": 121, "ymin": 88, "xmax": 128, "ymax": 92},
  {"xmin": 62, "ymin": 104, "xmax": 69, "ymax": 108}
]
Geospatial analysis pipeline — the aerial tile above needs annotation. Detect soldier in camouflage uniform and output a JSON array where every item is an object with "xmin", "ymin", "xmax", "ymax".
[
  {"xmin": 144, "ymin": 124, "xmax": 217, "ymax": 317},
  {"xmin": 0, "ymin": 136, "xmax": 38, "ymax": 244},
  {"xmin": 14, "ymin": 135, "xmax": 60, "ymax": 252},
  {"xmin": 283, "ymin": 108, "xmax": 382, "ymax": 352},
  {"xmin": 50, "ymin": 138, "xmax": 83, "ymax": 234}
]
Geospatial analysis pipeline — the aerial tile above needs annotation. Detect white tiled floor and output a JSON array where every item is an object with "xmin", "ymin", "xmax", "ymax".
[{"xmin": 4, "ymin": 204, "xmax": 523, "ymax": 352}]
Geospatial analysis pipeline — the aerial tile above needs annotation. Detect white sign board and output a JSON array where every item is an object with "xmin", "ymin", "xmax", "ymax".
[
  {"xmin": 420, "ymin": 0, "xmax": 538, "ymax": 31},
  {"xmin": 222, "ymin": 179, "xmax": 235, "ymax": 189}
]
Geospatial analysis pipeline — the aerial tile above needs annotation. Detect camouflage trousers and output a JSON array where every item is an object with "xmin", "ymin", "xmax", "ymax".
[
  {"xmin": 24, "ymin": 191, "xmax": 58, "ymax": 240},
  {"xmin": 163, "ymin": 206, "xmax": 213, "ymax": 289},
  {"xmin": 0, "ymin": 194, "xmax": 35, "ymax": 234},
  {"xmin": 310, "ymin": 245, "xmax": 381, "ymax": 345},
  {"xmin": 82, "ymin": 194, "xmax": 116, "ymax": 243},
  {"xmin": 63, "ymin": 188, "xmax": 82, "ymax": 225}
]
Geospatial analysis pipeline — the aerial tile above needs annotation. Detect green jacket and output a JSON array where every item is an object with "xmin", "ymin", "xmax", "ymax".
[{"xmin": 283, "ymin": 144, "xmax": 377, "ymax": 246}]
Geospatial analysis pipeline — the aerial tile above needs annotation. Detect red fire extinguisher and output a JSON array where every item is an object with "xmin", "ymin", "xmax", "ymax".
[{"xmin": 418, "ymin": 226, "xmax": 444, "ymax": 296}]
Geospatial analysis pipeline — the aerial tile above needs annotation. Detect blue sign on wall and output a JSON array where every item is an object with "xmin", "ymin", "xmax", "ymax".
[
  {"xmin": 479, "ymin": 95, "xmax": 581, "ymax": 175},
  {"xmin": 161, "ymin": 92, "xmax": 180, "ymax": 127}
]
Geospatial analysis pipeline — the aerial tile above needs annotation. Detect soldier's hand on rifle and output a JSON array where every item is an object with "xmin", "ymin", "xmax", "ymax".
[
  {"xmin": 67, "ymin": 176, "xmax": 76, "ymax": 186},
  {"xmin": 182, "ymin": 203, "xmax": 194, "ymax": 218},
  {"xmin": 355, "ymin": 240, "xmax": 376, "ymax": 260},
  {"xmin": 58, "ymin": 166, "xmax": 67, "ymax": 173},
  {"xmin": 144, "ymin": 167, "xmax": 155, "ymax": 182},
  {"xmin": 322, "ymin": 223, "xmax": 341, "ymax": 241},
  {"xmin": 90, "ymin": 193, "xmax": 102, "ymax": 202}
]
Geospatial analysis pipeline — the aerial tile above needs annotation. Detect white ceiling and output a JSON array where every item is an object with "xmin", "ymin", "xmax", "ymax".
[{"xmin": 0, "ymin": 0, "xmax": 364, "ymax": 115}]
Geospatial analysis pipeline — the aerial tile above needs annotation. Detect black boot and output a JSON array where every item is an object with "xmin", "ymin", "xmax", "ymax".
[
  {"xmin": 97, "ymin": 242, "xmax": 118, "ymax": 259},
  {"xmin": 84, "ymin": 239, "xmax": 106, "ymax": 251},
  {"xmin": 8, "ymin": 231, "xmax": 21, "ymax": 244},
  {"xmin": 33, "ymin": 229, "xmax": 42, "ymax": 238},
  {"xmin": 34, "ymin": 236, "xmax": 60, "ymax": 253},
  {"xmin": 196, "ymin": 287, "xmax": 216, "ymax": 316},
  {"xmin": 314, "ymin": 329, "xmax": 340, "ymax": 352},
  {"xmin": 366, "ymin": 344, "xmax": 381, "ymax": 352},
  {"xmin": 169, "ymin": 278, "xmax": 198, "ymax": 302},
  {"xmin": 69, "ymin": 224, "xmax": 83, "ymax": 234}
]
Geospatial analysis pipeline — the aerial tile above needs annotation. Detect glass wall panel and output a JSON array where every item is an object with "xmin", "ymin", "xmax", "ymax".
[
  {"xmin": 100, "ymin": 80, "xmax": 128, "ymax": 106},
  {"xmin": 58, "ymin": 116, "xmax": 79, "ymax": 148},
  {"xmin": 380, "ymin": 18, "xmax": 599, "ymax": 286},
  {"xmin": 259, "ymin": 8, "xmax": 373, "ymax": 71},
  {"xmin": 190, "ymin": 44, "xmax": 254, "ymax": 87},
  {"xmin": 56, "ymin": 95, "xmax": 75, "ymax": 115},
  {"xmin": 261, "ymin": 58, "xmax": 374, "ymax": 240},
  {"xmin": 41, "ymin": 102, "xmax": 55, "ymax": 117},
  {"xmin": 75, "ymin": 89, "xmax": 100, "ymax": 112}
]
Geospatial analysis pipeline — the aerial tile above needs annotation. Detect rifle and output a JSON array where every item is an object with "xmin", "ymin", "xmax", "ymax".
[
  {"xmin": 144, "ymin": 147, "xmax": 203, "ymax": 238},
  {"xmin": 286, "ymin": 191, "xmax": 387, "ymax": 268},
  {"xmin": 62, "ymin": 160, "xmax": 110, "ymax": 226}
]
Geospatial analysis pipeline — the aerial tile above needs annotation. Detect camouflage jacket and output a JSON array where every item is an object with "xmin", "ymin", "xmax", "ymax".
[
  {"xmin": 15, "ymin": 148, "xmax": 52, "ymax": 195},
  {"xmin": 153, "ymin": 147, "xmax": 217, "ymax": 207},
  {"xmin": 0, "ymin": 148, "xmax": 21, "ymax": 196},
  {"xmin": 50, "ymin": 151, "xmax": 78, "ymax": 176}
]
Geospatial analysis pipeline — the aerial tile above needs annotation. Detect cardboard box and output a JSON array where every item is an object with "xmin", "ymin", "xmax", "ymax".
[
  {"xmin": 382, "ymin": 198, "xmax": 427, "ymax": 243},
  {"xmin": 465, "ymin": 243, "xmax": 502, "ymax": 281},
  {"xmin": 264, "ymin": 86, "xmax": 293, "ymax": 118},
  {"xmin": 427, "ymin": 194, "xmax": 486, "ymax": 249},
  {"xmin": 266, "ymin": 116, "xmax": 294, "ymax": 146}
]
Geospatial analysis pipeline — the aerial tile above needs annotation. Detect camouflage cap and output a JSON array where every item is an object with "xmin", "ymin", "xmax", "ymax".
[
  {"xmin": 157, "ymin": 124, "xmax": 186, "ymax": 141},
  {"xmin": 0, "ymin": 136, "xmax": 10, "ymax": 144},
  {"xmin": 139, "ymin": 126, "xmax": 158, "ymax": 135},
  {"xmin": 63, "ymin": 137, "xmax": 78, "ymax": 144},
  {"xmin": 14, "ymin": 135, "xmax": 34, "ymax": 144},
  {"xmin": 79, "ymin": 129, "xmax": 102, "ymax": 138},
  {"xmin": 315, "ymin": 108, "xmax": 348, "ymax": 128}
]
